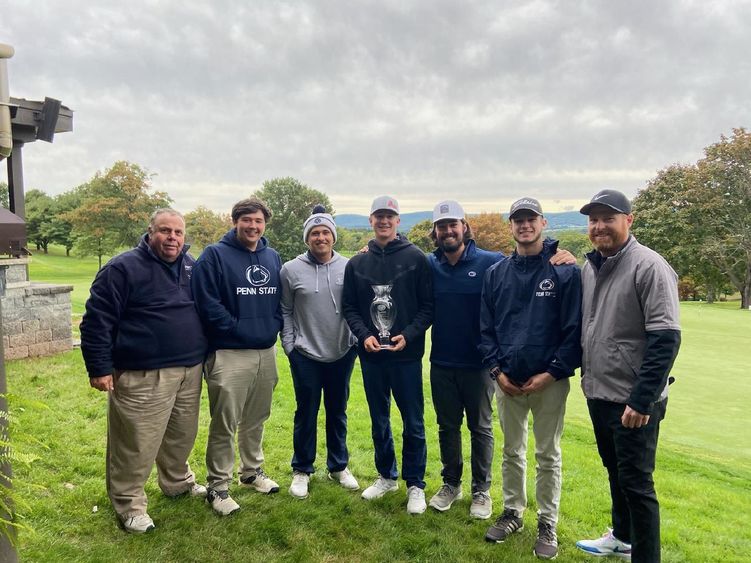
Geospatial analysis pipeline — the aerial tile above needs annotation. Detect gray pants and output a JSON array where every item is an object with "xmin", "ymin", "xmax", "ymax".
[
  {"xmin": 107, "ymin": 363, "xmax": 202, "ymax": 518},
  {"xmin": 497, "ymin": 377, "xmax": 570, "ymax": 525},
  {"xmin": 430, "ymin": 365, "xmax": 495, "ymax": 493},
  {"xmin": 205, "ymin": 347, "xmax": 278, "ymax": 491}
]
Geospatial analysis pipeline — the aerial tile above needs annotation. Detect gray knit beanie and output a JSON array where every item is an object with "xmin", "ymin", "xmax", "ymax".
[{"xmin": 302, "ymin": 204, "xmax": 337, "ymax": 243}]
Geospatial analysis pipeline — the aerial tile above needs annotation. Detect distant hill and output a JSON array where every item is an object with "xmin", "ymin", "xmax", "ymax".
[{"xmin": 335, "ymin": 210, "xmax": 586, "ymax": 232}]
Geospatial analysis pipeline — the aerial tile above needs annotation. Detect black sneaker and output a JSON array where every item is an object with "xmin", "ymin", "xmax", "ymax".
[
  {"xmin": 533, "ymin": 521, "xmax": 558, "ymax": 559},
  {"xmin": 485, "ymin": 509, "xmax": 524, "ymax": 543}
]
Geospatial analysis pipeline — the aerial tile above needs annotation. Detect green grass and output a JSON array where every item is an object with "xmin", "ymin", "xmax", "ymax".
[{"xmin": 5, "ymin": 301, "xmax": 751, "ymax": 562}]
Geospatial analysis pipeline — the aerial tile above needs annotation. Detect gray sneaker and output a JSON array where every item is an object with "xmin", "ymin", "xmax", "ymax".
[
  {"xmin": 428, "ymin": 483, "xmax": 463, "ymax": 512},
  {"xmin": 534, "ymin": 521, "xmax": 558, "ymax": 560},
  {"xmin": 206, "ymin": 489, "xmax": 240, "ymax": 516},
  {"xmin": 240, "ymin": 468, "xmax": 280, "ymax": 494},
  {"xmin": 469, "ymin": 491, "xmax": 492, "ymax": 519},
  {"xmin": 120, "ymin": 513, "xmax": 155, "ymax": 534},
  {"xmin": 485, "ymin": 509, "xmax": 524, "ymax": 543}
]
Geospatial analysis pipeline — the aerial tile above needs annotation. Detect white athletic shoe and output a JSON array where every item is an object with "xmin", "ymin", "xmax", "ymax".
[
  {"xmin": 361, "ymin": 476, "xmax": 398, "ymax": 500},
  {"xmin": 206, "ymin": 489, "xmax": 241, "ymax": 516},
  {"xmin": 289, "ymin": 471, "xmax": 310, "ymax": 499},
  {"xmin": 240, "ymin": 468, "xmax": 280, "ymax": 494},
  {"xmin": 188, "ymin": 483, "xmax": 207, "ymax": 497},
  {"xmin": 576, "ymin": 529, "xmax": 632, "ymax": 559},
  {"xmin": 120, "ymin": 513, "xmax": 155, "ymax": 534},
  {"xmin": 406, "ymin": 486, "xmax": 427, "ymax": 515},
  {"xmin": 329, "ymin": 467, "xmax": 360, "ymax": 490}
]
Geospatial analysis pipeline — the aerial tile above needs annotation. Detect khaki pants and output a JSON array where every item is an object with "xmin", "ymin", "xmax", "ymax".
[
  {"xmin": 205, "ymin": 347, "xmax": 278, "ymax": 491},
  {"xmin": 107, "ymin": 363, "xmax": 203, "ymax": 518},
  {"xmin": 497, "ymin": 377, "xmax": 570, "ymax": 525}
]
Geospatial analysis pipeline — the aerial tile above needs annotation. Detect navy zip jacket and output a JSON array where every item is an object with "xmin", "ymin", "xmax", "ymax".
[
  {"xmin": 342, "ymin": 234, "xmax": 433, "ymax": 363},
  {"xmin": 80, "ymin": 235, "xmax": 207, "ymax": 378},
  {"xmin": 429, "ymin": 240, "xmax": 504, "ymax": 369},
  {"xmin": 191, "ymin": 230, "xmax": 282, "ymax": 351},
  {"xmin": 479, "ymin": 238, "xmax": 582, "ymax": 383}
]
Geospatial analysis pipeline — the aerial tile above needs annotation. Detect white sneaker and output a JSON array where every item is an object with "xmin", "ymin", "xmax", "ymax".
[
  {"xmin": 206, "ymin": 489, "xmax": 240, "ymax": 516},
  {"xmin": 469, "ymin": 491, "xmax": 492, "ymax": 519},
  {"xmin": 429, "ymin": 483, "xmax": 462, "ymax": 512},
  {"xmin": 189, "ymin": 483, "xmax": 207, "ymax": 497},
  {"xmin": 289, "ymin": 471, "xmax": 310, "ymax": 499},
  {"xmin": 406, "ymin": 486, "xmax": 427, "ymax": 515},
  {"xmin": 576, "ymin": 529, "xmax": 632, "ymax": 559},
  {"xmin": 240, "ymin": 468, "xmax": 280, "ymax": 494},
  {"xmin": 361, "ymin": 476, "xmax": 398, "ymax": 500},
  {"xmin": 329, "ymin": 467, "xmax": 360, "ymax": 490},
  {"xmin": 120, "ymin": 513, "xmax": 155, "ymax": 534}
]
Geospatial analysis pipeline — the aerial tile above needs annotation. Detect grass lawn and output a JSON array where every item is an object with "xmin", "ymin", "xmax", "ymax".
[{"xmin": 5, "ymin": 295, "xmax": 751, "ymax": 562}]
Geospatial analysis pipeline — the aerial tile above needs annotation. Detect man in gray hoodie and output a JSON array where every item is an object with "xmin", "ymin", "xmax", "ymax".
[{"xmin": 280, "ymin": 206, "xmax": 360, "ymax": 499}]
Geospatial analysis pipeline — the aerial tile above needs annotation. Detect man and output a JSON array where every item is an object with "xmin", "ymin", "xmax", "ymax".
[
  {"xmin": 342, "ymin": 195, "xmax": 433, "ymax": 514},
  {"xmin": 426, "ymin": 200, "xmax": 500, "ymax": 520},
  {"xmin": 81, "ymin": 209, "xmax": 208, "ymax": 534},
  {"xmin": 479, "ymin": 198, "xmax": 582, "ymax": 560},
  {"xmin": 575, "ymin": 189, "xmax": 681, "ymax": 563},
  {"xmin": 280, "ymin": 205, "xmax": 359, "ymax": 499},
  {"xmin": 191, "ymin": 197, "xmax": 283, "ymax": 516}
]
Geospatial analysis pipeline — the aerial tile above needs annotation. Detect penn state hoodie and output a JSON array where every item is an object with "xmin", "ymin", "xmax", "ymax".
[{"xmin": 191, "ymin": 229, "xmax": 282, "ymax": 351}]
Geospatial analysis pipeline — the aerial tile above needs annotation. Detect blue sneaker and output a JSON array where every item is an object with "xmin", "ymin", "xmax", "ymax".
[{"xmin": 576, "ymin": 529, "xmax": 632, "ymax": 559}]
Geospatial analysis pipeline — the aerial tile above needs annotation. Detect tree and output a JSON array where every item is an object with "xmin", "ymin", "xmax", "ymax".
[
  {"xmin": 252, "ymin": 177, "xmax": 333, "ymax": 262},
  {"xmin": 66, "ymin": 161, "xmax": 171, "ymax": 269},
  {"xmin": 0, "ymin": 182, "xmax": 8, "ymax": 209},
  {"xmin": 184, "ymin": 206, "xmax": 232, "ymax": 252},
  {"xmin": 335, "ymin": 227, "xmax": 371, "ymax": 254},
  {"xmin": 469, "ymin": 213, "xmax": 515, "ymax": 254},
  {"xmin": 554, "ymin": 229, "xmax": 590, "ymax": 265},
  {"xmin": 48, "ymin": 189, "xmax": 83, "ymax": 256},
  {"xmin": 24, "ymin": 189, "xmax": 54, "ymax": 253},
  {"xmin": 407, "ymin": 219, "xmax": 433, "ymax": 253}
]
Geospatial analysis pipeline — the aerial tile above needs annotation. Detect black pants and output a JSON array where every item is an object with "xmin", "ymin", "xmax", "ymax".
[
  {"xmin": 289, "ymin": 348, "xmax": 357, "ymax": 474},
  {"xmin": 587, "ymin": 398, "xmax": 667, "ymax": 563}
]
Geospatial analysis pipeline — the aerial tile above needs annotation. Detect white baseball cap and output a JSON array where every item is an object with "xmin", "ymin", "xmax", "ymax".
[
  {"xmin": 370, "ymin": 195, "xmax": 400, "ymax": 215},
  {"xmin": 433, "ymin": 200, "xmax": 465, "ymax": 223}
]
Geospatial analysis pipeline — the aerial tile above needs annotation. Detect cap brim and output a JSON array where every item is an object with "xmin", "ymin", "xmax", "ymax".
[
  {"xmin": 509, "ymin": 209, "xmax": 543, "ymax": 219},
  {"xmin": 580, "ymin": 202, "xmax": 626, "ymax": 215}
]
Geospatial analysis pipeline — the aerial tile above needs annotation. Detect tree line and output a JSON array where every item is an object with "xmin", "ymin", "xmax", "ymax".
[{"xmin": 3, "ymin": 127, "xmax": 749, "ymax": 307}]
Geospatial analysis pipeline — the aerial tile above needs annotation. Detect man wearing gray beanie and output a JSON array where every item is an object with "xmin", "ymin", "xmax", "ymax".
[{"xmin": 280, "ymin": 205, "xmax": 360, "ymax": 499}]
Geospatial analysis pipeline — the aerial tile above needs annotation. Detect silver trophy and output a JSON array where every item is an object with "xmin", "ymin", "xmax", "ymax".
[{"xmin": 370, "ymin": 284, "xmax": 396, "ymax": 348}]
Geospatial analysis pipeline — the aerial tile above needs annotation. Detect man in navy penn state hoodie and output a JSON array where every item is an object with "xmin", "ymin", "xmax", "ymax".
[
  {"xmin": 191, "ymin": 197, "xmax": 283, "ymax": 516},
  {"xmin": 342, "ymin": 195, "xmax": 433, "ymax": 515},
  {"xmin": 479, "ymin": 198, "xmax": 582, "ymax": 559},
  {"xmin": 81, "ymin": 209, "xmax": 208, "ymax": 534}
]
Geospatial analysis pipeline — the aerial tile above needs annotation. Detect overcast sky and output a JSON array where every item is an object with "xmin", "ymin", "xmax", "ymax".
[{"xmin": 2, "ymin": 0, "xmax": 750, "ymax": 215}]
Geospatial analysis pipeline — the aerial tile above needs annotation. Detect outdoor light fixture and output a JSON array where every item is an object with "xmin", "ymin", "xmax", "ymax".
[{"xmin": 0, "ymin": 43, "xmax": 14, "ymax": 160}]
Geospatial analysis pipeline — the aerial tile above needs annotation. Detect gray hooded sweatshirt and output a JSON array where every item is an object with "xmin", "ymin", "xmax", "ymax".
[{"xmin": 280, "ymin": 251, "xmax": 357, "ymax": 362}]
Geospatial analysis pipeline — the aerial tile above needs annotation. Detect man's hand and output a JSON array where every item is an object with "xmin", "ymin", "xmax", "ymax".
[
  {"xmin": 621, "ymin": 405, "xmax": 650, "ymax": 428},
  {"xmin": 363, "ymin": 335, "xmax": 381, "ymax": 353},
  {"xmin": 550, "ymin": 249, "xmax": 576, "ymax": 265},
  {"xmin": 496, "ymin": 372, "xmax": 523, "ymax": 396},
  {"xmin": 520, "ymin": 372, "xmax": 555, "ymax": 394},
  {"xmin": 90, "ymin": 375, "xmax": 114, "ymax": 392},
  {"xmin": 387, "ymin": 334, "xmax": 406, "ymax": 352}
]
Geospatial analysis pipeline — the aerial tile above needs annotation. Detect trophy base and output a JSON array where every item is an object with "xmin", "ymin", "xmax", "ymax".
[{"xmin": 378, "ymin": 337, "xmax": 392, "ymax": 349}]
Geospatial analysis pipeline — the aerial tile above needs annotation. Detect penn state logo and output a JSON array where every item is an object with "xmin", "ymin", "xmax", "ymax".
[
  {"xmin": 184, "ymin": 264, "xmax": 193, "ymax": 279},
  {"xmin": 314, "ymin": 217, "xmax": 322, "ymax": 224},
  {"xmin": 246, "ymin": 265, "xmax": 271, "ymax": 287},
  {"xmin": 539, "ymin": 279, "xmax": 555, "ymax": 291},
  {"xmin": 468, "ymin": 271, "xmax": 477, "ymax": 277},
  {"xmin": 440, "ymin": 204, "xmax": 449, "ymax": 214}
]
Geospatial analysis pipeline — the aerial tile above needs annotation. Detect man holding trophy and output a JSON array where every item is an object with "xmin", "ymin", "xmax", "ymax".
[{"xmin": 342, "ymin": 196, "xmax": 434, "ymax": 515}]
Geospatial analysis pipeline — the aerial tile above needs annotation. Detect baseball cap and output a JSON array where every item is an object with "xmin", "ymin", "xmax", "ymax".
[
  {"xmin": 370, "ymin": 195, "xmax": 400, "ymax": 215},
  {"xmin": 580, "ymin": 189, "xmax": 632, "ymax": 215},
  {"xmin": 432, "ymin": 200, "xmax": 465, "ymax": 223},
  {"xmin": 509, "ymin": 197, "xmax": 543, "ymax": 219}
]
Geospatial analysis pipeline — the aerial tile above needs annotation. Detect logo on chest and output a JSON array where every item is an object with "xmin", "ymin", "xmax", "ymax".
[{"xmin": 536, "ymin": 278, "xmax": 556, "ymax": 298}]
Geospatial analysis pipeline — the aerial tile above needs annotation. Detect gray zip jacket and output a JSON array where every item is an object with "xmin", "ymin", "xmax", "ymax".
[
  {"xmin": 280, "ymin": 251, "xmax": 357, "ymax": 362},
  {"xmin": 581, "ymin": 236, "xmax": 680, "ymax": 404}
]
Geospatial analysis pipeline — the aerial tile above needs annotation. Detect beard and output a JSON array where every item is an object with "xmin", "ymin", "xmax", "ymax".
[{"xmin": 437, "ymin": 236, "xmax": 463, "ymax": 253}]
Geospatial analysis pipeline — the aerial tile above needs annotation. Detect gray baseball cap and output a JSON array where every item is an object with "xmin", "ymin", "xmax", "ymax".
[
  {"xmin": 509, "ymin": 197, "xmax": 543, "ymax": 219},
  {"xmin": 580, "ymin": 189, "xmax": 632, "ymax": 215},
  {"xmin": 370, "ymin": 195, "xmax": 400, "ymax": 215}
]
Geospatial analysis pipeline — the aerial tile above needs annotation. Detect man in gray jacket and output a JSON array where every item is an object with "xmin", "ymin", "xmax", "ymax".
[
  {"xmin": 280, "ymin": 206, "xmax": 359, "ymax": 499},
  {"xmin": 575, "ymin": 189, "xmax": 681, "ymax": 563}
]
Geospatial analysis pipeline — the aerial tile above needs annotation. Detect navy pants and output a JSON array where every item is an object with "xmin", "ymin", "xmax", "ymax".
[
  {"xmin": 361, "ymin": 358, "xmax": 427, "ymax": 489},
  {"xmin": 289, "ymin": 348, "xmax": 357, "ymax": 474},
  {"xmin": 587, "ymin": 398, "xmax": 667, "ymax": 563}
]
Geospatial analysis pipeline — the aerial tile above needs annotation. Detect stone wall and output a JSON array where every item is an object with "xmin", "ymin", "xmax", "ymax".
[{"xmin": 1, "ymin": 258, "xmax": 73, "ymax": 360}]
